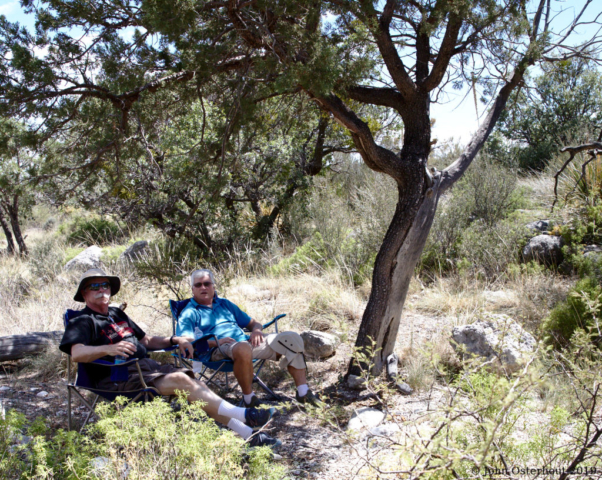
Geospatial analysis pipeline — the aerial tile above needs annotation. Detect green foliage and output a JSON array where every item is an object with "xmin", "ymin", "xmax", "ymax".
[
  {"xmin": 496, "ymin": 59, "xmax": 602, "ymax": 171},
  {"xmin": 269, "ymin": 232, "xmax": 327, "ymax": 276},
  {"xmin": 133, "ymin": 237, "xmax": 233, "ymax": 300},
  {"xmin": 91, "ymin": 396, "xmax": 283, "ymax": 480},
  {"xmin": 542, "ymin": 277, "xmax": 602, "ymax": 348},
  {"xmin": 278, "ymin": 161, "xmax": 397, "ymax": 284},
  {"xmin": 0, "ymin": 411, "xmax": 93, "ymax": 480},
  {"xmin": 420, "ymin": 157, "xmax": 526, "ymax": 279},
  {"xmin": 0, "ymin": 409, "xmax": 27, "ymax": 479},
  {"xmin": 65, "ymin": 217, "xmax": 125, "ymax": 246},
  {"xmin": 0, "ymin": 397, "xmax": 284, "ymax": 480},
  {"xmin": 457, "ymin": 219, "xmax": 525, "ymax": 280},
  {"xmin": 101, "ymin": 245, "xmax": 127, "ymax": 263}
]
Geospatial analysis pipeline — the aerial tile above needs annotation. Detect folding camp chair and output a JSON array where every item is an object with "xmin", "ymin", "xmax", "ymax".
[
  {"xmin": 64, "ymin": 309, "xmax": 177, "ymax": 433},
  {"xmin": 169, "ymin": 298, "xmax": 285, "ymax": 401}
]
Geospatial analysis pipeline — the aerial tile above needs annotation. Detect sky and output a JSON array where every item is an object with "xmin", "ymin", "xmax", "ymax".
[{"xmin": 1, "ymin": 0, "xmax": 600, "ymax": 146}]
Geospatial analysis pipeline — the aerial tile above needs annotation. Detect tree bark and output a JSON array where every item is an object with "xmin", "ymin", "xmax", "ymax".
[
  {"xmin": 349, "ymin": 171, "xmax": 442, "ymax": 376},
  {"xmin": 5, "ymin": 196, "xmax": 27, "ymax": 256},
  {"xmin": 0, "ymin": 331, "xmax": 62, "ymax": 362},
  {"xmin": 0, "ymin": 208, "xmax": 15, "ymax": 255}
]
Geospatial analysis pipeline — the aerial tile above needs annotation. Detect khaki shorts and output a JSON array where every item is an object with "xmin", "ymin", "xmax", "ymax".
[
  {"xmin": 210, "ymin": 332, "xmax": 306, "ymax": 370},
  {"xmin": 96, "ymin": 358, "xmax": 195, "ymax": 392},
  {"xmin": 211, "ymin": 333, "xmax": 279, "ymax": 362}
]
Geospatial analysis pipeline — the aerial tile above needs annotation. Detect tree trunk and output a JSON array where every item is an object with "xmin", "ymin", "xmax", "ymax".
[
  {"xmin": 6, "ymin": 196, "xmax": 27, "ymax": 256},
  {"xmin": 349, "ymin": 171, "xmax": 442, "ymax": 376},
  {"xmin": 0, "ymin": 208, "xmax": 15, "ymax": 255},
  {"xmin": 0, "ymin": 331, "xmax": 63, "ymax": 362}
]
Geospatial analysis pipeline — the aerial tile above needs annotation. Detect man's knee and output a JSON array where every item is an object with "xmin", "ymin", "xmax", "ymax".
[
  {"xmin": 161, "ymin": 371, "xmax": 196, "ymax": 391},
  {"xmin": 232, "ymin": 342, "xmax": 253, "ymax": 362}
]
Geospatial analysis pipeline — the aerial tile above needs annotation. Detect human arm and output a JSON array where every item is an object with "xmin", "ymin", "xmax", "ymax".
[
  {"xmin": 140, "ymin": 335, "xmax": 195, "ymax": 359},
  {"xmin": 247, "ymin": 318, "xmax": 264, "ymax": 347},
  {"xmin": 71, "ymin": 341, "xmax": 137, "ymax": 363}
]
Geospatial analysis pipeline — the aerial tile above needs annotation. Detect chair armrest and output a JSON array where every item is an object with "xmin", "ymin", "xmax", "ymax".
[
  {"xmin": 175, "ymin": 334, "xmax": 226, "ymax": 360},
  {"xmin": 148, "ymin": 345, "xmax": 178, "ymax": 354},
  {"xmin": 90, "ymin": 357, "xmax": 141, "ymax": 367},
  {"xmin": 262, "ymin": 314, "xmax": 286, "ymax": 332}
]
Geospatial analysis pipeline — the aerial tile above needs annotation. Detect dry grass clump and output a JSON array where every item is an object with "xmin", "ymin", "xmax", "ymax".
[
  {"xmin": 517, "ymin": 173, "xmax": 555, "ymax": 209},
  {"xmin": 400, "ymin": 335, "xmax": 461, "ymax": 391},
  {"xmin": 504, "ymin": 268, "xmax": 572, "ymax": 332},
  {"xmin": 225, "ymin": 270, "xmax": 365, "ymax": 337},
  {"xmin": 412, "ymin": 276, "xmax": 489, "ymax": 325}
]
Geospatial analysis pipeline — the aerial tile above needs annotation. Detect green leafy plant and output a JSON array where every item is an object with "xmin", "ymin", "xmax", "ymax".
[
  {"xmin": 65, "ymin": 217, "xmax": 125, "ymax": 246},
  {"xmin": 542, "ymin": 276, "xmax": 602, "ymax": 348}
]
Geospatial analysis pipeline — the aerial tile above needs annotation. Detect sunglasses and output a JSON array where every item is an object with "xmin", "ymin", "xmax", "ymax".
[
  {"xmin": 193, "ymin": 281, "xmax": 213, "ymax": 288},
  {"xmin": 86, "ymin": 281, "xmax": 111, "ymax": 291}
]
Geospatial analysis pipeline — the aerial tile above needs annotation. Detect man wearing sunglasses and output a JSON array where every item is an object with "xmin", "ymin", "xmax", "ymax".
[
  {"xmin": 60, "ymin": 268, "xmax": 281, "ymax": 449},
  {"xmin": 176, "ymin": 269, "xmax": 323, "ymax": 408}
]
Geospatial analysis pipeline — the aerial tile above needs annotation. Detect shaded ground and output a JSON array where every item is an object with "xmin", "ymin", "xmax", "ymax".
[{"xmin": 0, "ymin": 311, "xmax": 453, "ymax": 479}]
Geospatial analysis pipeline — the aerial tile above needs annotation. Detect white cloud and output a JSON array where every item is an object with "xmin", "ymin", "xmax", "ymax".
[{"xmin": 0, "ymin": 1, "xmax": 18, "ymax": 17}]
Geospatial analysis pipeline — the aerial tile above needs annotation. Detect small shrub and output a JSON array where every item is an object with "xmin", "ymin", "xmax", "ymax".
[
  {"xmin": 66, "ymin": 217, "xmax": 125, "ymax": 246},
  {"xmin": 542, "ymin": 276, "xmax": 602, "ymax": 348},
  {"xmin": 43, "ymin": 217, "xmax": 56, "ymax": 232},
  {"xmin": 101, "ymin": 245, "xmax": 127, "ymax": 263},
  {"xmin": 269, "ymin": 232, "xmax": 327, "ymax": 276},
  {"xmin": 29, "ymin": 237, "xmax": 65, "ymax": 280},
  {"xmin": 0, "ymin": 409, "xmax": 27, "ymax": 479},
  {"xmin": 91, "ymin": 396, "xmax": 284, "ymax": 480},
  {"xmin": 457, "ymin": 219, "xmax": 526, "ymax": 280}
]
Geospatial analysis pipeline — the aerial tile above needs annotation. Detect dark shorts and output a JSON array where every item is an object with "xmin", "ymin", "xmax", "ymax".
[{"xmin": 95, "ymin": 358, "xmax": 195, "ymax": 392}]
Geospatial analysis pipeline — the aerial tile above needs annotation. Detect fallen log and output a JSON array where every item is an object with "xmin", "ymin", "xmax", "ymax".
[{"xmin": 0, "ymin": 331, "xmax": 62, "ymax": 362}]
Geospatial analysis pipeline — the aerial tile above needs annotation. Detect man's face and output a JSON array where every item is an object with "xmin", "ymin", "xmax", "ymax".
[
  {"xmin": 82, "ymin": 277, "xmax": 112, "ymax": 312},
  {"xmin": 192, "ymin": 274, "xmax": 215, "ymax": 306}
]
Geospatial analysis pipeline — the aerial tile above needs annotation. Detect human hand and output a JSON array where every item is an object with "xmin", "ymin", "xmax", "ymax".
[
  {"xmin": 106, "ymin": 341, "xmax": 136, "ymax": 358},
  {"xmin": 178, "ymin": 340, "xmax": 194, "ymax": 359},
  {"xmin": 218, "ymin": 337, "xmax": 236, "ymax": 346},
  {"xmin": 249, "ymin": 330, "xmax": 264, "ymax": 347}
]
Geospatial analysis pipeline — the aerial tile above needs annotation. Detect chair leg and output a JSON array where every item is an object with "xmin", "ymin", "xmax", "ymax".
[
  {"xmin": 67, "ymin": 386, "xmax": 72, "ymax": 432},
  {"xmin": 67, "ymin": 359, "xmax": 72, "ymax": 431},
  {"xmin": 79, "ymin": 395, "xmax": 99, "ymax": 434},
  {"xmin": 254, "ymin": 375, "xmax": 281, "ymax": 401}
]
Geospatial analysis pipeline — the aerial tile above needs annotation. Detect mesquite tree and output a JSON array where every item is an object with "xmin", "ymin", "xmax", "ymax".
[{"xmin": 1, "ymin": 0, "xmax": 601, "ymax": 374}]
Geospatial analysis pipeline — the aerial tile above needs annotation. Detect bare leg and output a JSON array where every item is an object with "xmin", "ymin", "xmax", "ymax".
[
  {"xmin": 287, "ymin": 365, "xmax": 307, "ymax": 387},
  {"xmin": 153, "ymin": 372, "xmax": 231, "ymax": 424},
  {"xmin": 231, "ymin": 342, "xmax": 254, "ymax": 395}
]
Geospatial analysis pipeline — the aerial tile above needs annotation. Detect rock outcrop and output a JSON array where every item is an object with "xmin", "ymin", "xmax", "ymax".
[
  {"xmin": 301, "ymin": 330, "xmax": 340, "ymax": 359},
  {"xmin": 451, "ymin": 314, "xmax": 536, "ymax": 372},
  {"xmin": 64, "ymin": 246, "xmax": 102, "ymax": 271},
  {"xmin": 522, "ymin": 234, "xmax": 563, "ymax": 266},
  {"xmin": 119, "ymin": 240, "xmax": 149, "ymax": 262}
]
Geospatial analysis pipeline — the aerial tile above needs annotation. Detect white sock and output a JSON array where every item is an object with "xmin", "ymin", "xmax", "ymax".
[
  {"xmin": 217, "ymin": 401, "xmax": 246, "ymax": 423},
  {"xmin": 297, "ymin": 384, "xmax": 309, "ymax": 397},
  {"xmin": 227, "ymin": 418, "xmax": 253, "ymax": 440},
  {"xmin": 243, "ymin": 393, "xmax": 255, "ymax": 404}
]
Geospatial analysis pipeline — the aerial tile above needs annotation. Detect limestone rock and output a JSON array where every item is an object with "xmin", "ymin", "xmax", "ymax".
[
  {"xmin": 347, "ymin": 407, "xmax": 385, "ymax": 432},
  {"xmin": 368, "ymin": 423, "xmax": 401, "ymax": 438},
  {"xmin": 451, "ymin": 314, "xmax": 536, "ymax": 371},
  {"xmin": 301, "ymin": 330, "xmax": 340, "ymax": 359},
  {"xmin": 64, "ymin": 246, "xmax": 103, "ymax": 271},
  {"xmin": 483, "ymin": 290, "xmax": 517, "ymax": 306},
  {"xmin": 522, "ymin": 234, "xmax": 564, "ymax": 266},
  {"xmin": 525, "ymin": 220, "xmax": 551, "ymax": 232},
  {"xmin": 583, "ymin": 245, "xmax": 602, "ymax": 260},
  {"xmin": 347, "ymin": 374, "xmax": 367, "ymax": 390},
  {"xmin": 119, "ymin": 240, "xmax": 149, "ymax": 262}
]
